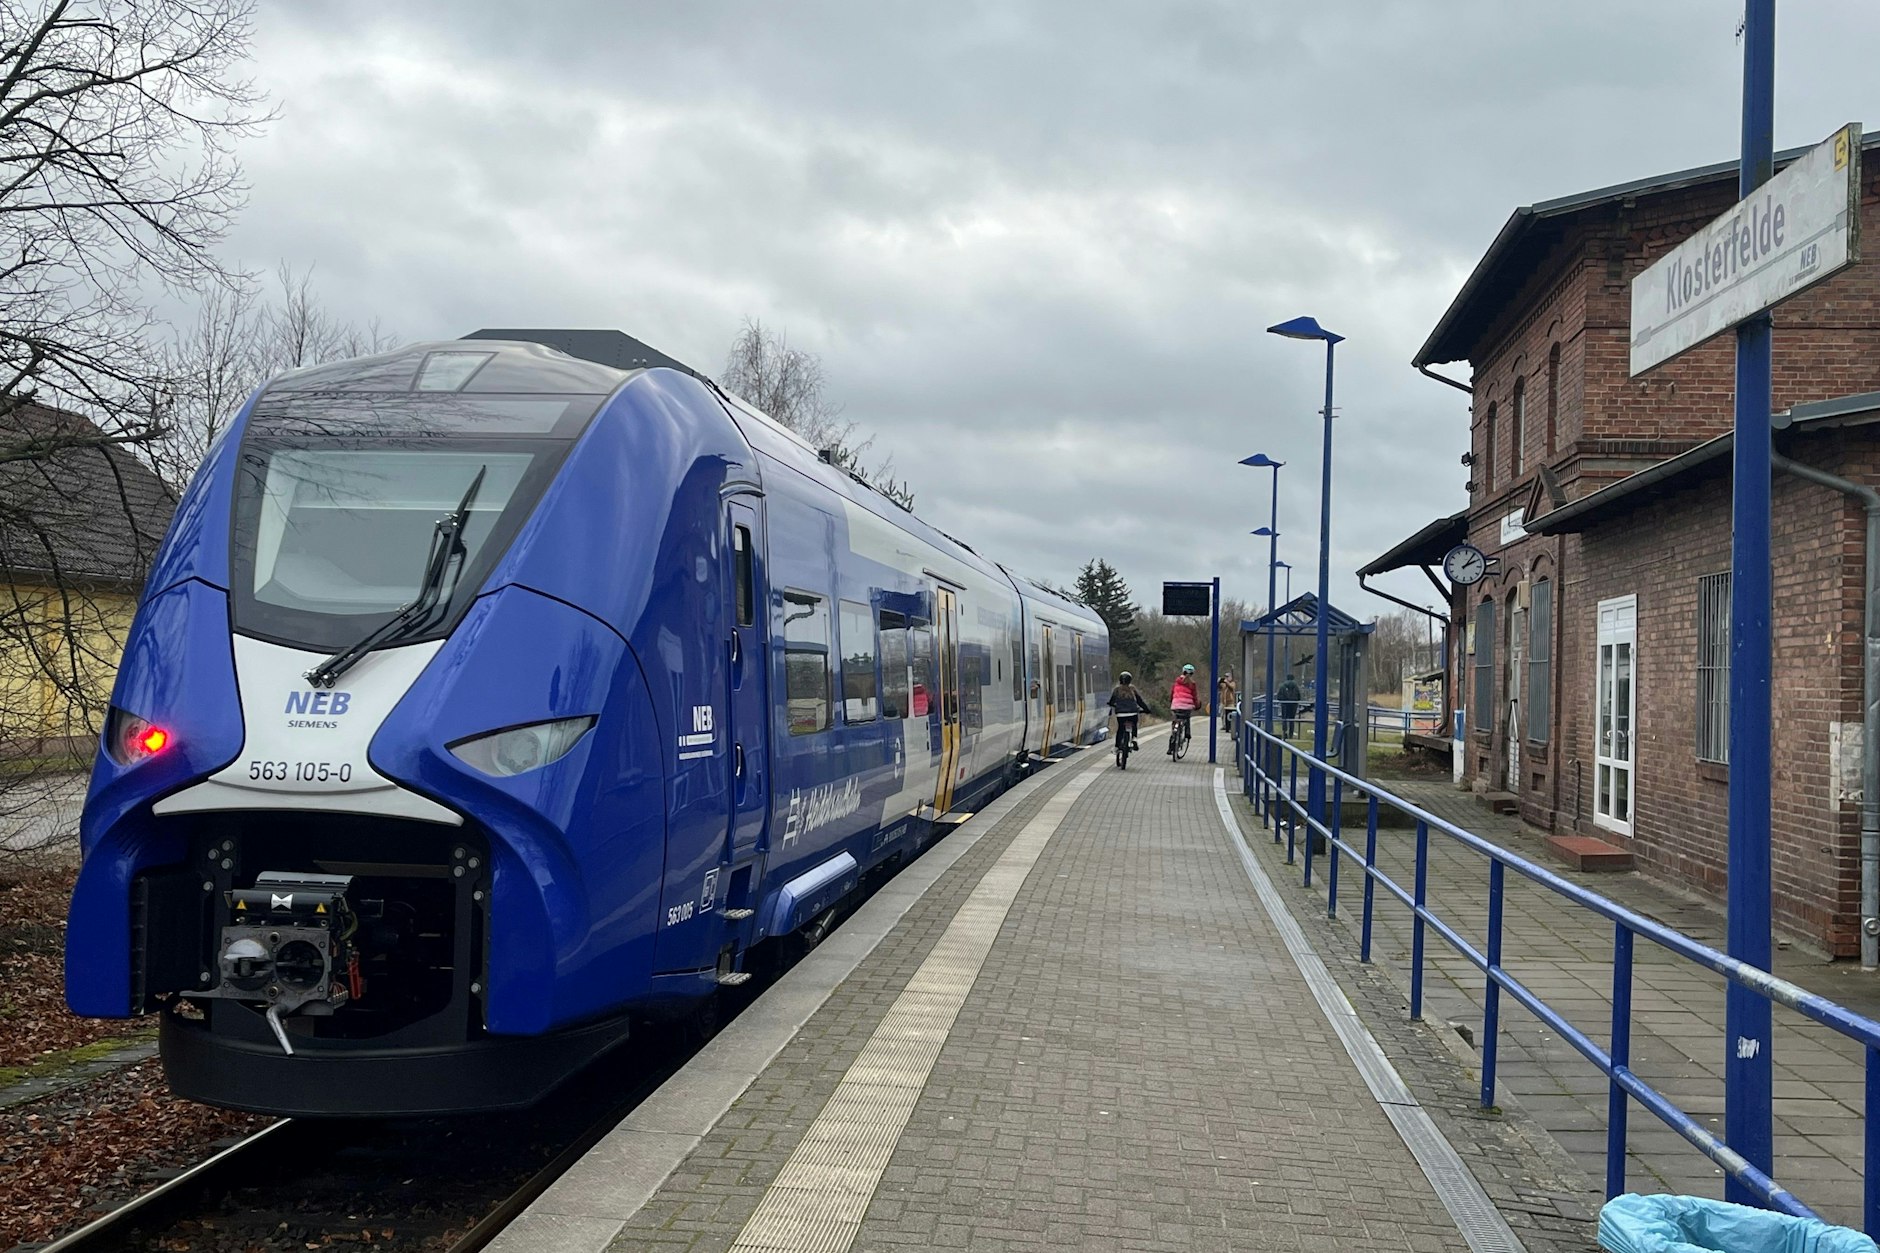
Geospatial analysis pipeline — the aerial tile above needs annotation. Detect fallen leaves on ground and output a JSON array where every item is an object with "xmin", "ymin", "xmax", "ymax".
[
  {"xmin": 0, "ymin": 1057, "xmax": 268, "ymax": 1248},
  {"xmin": 0, "ymin": 865, "xmax": 148, "ymax": 1069}
]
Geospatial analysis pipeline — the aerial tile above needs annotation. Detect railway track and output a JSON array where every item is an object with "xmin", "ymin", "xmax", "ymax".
[{"xmin": 25, "ymin": 1032, "xmax": 687, "ymax": 1253}]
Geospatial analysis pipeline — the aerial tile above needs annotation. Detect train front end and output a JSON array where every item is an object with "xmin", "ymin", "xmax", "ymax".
[{"xmin": 64, "ymin": 341, "xmax": 687, "ymax": 1116}]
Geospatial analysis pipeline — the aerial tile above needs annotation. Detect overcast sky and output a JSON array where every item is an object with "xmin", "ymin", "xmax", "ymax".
[{"xmin": 220, "ymin": 2, "xmax": 1880, "ymax": 625}]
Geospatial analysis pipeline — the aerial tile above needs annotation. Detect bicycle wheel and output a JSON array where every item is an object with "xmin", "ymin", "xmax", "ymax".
[
  {"xmin": 1115, "ymin": 736, "xmax": 1127, "ymax": 768},
  {"xmin": 1173, "ymin": 721, "xmax": 1189, "ymax": 760}
]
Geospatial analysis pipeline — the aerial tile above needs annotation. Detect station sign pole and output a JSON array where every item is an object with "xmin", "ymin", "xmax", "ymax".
[
  {"xmin": 1724, "ymin": 0, "xmax": 1775, "ymax": 1205},
  {"xmin": 1208, "ymin": 576, "xmax": 1221, "ymax": 764}
]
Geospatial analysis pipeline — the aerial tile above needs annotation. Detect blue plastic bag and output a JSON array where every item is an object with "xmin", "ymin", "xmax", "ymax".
[{"xmin": 1599, "ymin": 1194, "xmax": 1879, "ymax": 1253}]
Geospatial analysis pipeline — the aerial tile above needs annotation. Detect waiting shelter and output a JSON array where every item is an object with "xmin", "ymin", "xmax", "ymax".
[{"xmin": 1240, "ymin": 593, "xmax": 1373, "ymax": 780}]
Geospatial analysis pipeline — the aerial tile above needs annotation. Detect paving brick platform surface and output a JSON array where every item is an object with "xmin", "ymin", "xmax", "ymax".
[
  {"xmin": 597, "ymin": 746, "xmax": 1593, "ymax": 1252},
  {"xmin": 1253, "ymin": 769, "xmax": 1879, "ymax": 1229}
]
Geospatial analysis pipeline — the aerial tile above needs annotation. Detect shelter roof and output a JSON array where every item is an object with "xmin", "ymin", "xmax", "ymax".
[
  {"xmin": 1358, "ymin": 510, "xmax": 1468, "ymax": 577},
  {"xmin": 1241, "ymin": 593, "xmax": 1372, "ymax": 638}
]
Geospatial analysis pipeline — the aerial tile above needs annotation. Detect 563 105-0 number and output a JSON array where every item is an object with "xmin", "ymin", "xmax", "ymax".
[{"xmin": 248, "ymin": 760, "xmax": 353, "ymax": 783}]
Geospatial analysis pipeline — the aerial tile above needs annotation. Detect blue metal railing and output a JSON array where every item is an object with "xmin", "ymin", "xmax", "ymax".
[
  {"xmin": 1238, "ymin": 721, "xmax": 1880, "ymax": 1233},
  {"xmin": 1365, "ymin": 704, "xmax": 1443, "ymax": 742}
]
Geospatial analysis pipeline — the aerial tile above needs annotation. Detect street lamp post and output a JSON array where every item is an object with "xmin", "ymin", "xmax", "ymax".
[
  {"xmin": 1242, "ymin": 459, "xmax": 1283, "ymax": 751},
  {"xmin": 1268, "ymin": 316, "xmax": 1344, "ymax": 835}
]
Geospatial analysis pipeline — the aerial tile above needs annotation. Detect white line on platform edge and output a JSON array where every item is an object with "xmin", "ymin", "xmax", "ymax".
[{"xmin": 1211, "ymin": 769, "xmax": 1528, "ymax": 1253}]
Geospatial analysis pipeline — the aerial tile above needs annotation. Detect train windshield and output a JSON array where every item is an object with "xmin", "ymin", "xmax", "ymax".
[{"xmin": 231, "ymin": 435, "xmax": 569, "ymax": 651}]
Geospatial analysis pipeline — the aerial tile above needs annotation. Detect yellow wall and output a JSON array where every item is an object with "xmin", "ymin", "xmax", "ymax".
[{"xmin": 0, "ymin": 580, "xmax": 136, "ymax": 749}]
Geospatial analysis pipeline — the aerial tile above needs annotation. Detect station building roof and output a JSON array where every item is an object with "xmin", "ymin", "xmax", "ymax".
[
  {"xmin": 1415, "ymin": 131, "xmax": 1880, "ymax": 369},
  {"xmin": 1525, "ymin": 391, "xmax": 1880, "ymax": 535}
]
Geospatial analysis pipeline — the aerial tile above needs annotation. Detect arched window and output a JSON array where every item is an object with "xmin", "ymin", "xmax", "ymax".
[
  {"xmin": 1528, "ymin": 577, "xmax": 1551, "ymax": 743},
  {"xmin": 1473, "ymin": 598, "xmax": 1496, "ymax": 737},
  {"xmin": 1483, "ymin": 402, "xmax": 1497, "ymax": 494},
  {"xmin": 1545, "ymin": 345, "xmax": 1560, "ymax": 456},
  {"xmin": 1510, "ymin": 378, "xmax": 1526, "ymax": 478}
]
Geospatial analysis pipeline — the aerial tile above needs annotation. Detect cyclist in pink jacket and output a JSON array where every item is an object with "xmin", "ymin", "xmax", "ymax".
[{"xmin": 1169, "ymin": 664, "xmax": 1200, "ymax": 756}]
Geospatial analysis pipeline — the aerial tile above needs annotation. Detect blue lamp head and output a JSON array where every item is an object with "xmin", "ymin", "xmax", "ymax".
[
  {"xmin": 1267, "ymin": 316, "xmax": 1344, "ymax": 344},
  {"xmin": 1251, "ymin": 527, "xmax": 1278, "ymax": 537},
  {"xmin": 1240, "ymin": 453, "xmax": 1284, "ymax": 468},
  {"xmin": 1275, "ymin": 560, "xmax": 1293, "ymax": 569}
]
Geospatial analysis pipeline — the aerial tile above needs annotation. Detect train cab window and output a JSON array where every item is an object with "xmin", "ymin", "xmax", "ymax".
[
  {"xmin": 782, "ymin": 590, "xmax": 831, "ymax": 735},
  {"xmin": 879, "ymin": 610, "xmax": 909, "ymax": 718},
  {"xmin": 733, "ymin": 526, "xmax": 754, "ymax": 626},
  {"xmin": 839, "ymin": 600, "xmax": 878, "ymax": 723},
  {"xmin": 909, "ymin": 618, "xmax": 934, "ymax": 719}
]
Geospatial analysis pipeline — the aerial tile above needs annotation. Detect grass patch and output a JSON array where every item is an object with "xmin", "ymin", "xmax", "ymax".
[{"xmin": 0, "ymin": 1029, "xmax": 153, "ymax": 1089}]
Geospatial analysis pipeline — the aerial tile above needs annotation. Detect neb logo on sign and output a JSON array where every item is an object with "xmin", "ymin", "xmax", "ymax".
[{"xmin": 285, "ymin": 690, "xmax": 352, "ymax": 715}]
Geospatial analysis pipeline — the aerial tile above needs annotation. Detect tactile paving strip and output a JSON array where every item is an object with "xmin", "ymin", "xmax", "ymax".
[{"xmin": 727, "ymin": 767, "xmax": 1104, "ymax": 1253}]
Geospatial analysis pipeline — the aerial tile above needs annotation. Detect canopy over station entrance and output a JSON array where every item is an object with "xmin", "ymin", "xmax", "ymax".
[{"xmin": 1240, "ymin": 593, "xmax": 1374, "ymax": 779}]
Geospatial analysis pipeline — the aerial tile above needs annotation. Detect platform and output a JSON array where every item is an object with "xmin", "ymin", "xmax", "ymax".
[{"xmin": 490, "ymin": 738, "xmax": 1595, "ymax": 1253}]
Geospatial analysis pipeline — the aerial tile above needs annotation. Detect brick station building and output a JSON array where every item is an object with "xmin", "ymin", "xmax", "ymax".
[{"xmin": 1369, "ymin": 135, "xmax": 1880, "ymax": 957}]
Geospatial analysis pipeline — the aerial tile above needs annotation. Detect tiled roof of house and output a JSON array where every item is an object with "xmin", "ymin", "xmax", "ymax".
[{"xmin": 0, "ymin": 403, "xmax": 176, "ymax": 586}]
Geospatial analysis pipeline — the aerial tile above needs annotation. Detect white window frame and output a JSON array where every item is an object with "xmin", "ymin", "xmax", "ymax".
[{"xmin": 1593, "ymin": 594, "xmax": 1637, "ymax": 837}]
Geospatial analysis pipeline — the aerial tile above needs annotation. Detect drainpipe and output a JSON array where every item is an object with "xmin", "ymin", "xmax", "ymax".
[
  {"xmin": 1771, "ymin": 452, "xmax": 1880, "ymax": 968},
  {"xmin": 1417, "ymin": 362, "xmax": 1474, "ymax": 395}
]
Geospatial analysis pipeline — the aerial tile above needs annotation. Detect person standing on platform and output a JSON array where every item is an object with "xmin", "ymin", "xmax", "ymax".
[
  {"xmin": 1218, "ymin": 671, "xmax": 1237, "ymax": 734},
  {"xmin": 1277, "ymin": 674, "xmax": 1302, "ymax": 741}
]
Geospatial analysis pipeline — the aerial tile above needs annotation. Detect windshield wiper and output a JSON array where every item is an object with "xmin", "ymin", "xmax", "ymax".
[{"xmin": 304, "ymin": 466, "xmax": 488, "ymax": 689}]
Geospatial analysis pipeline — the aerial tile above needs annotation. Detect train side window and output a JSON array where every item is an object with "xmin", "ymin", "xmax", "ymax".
[
  {"xmin": 878, "ymin": 610, "xmax": 908, "ymax": 718},
  {"xmin": 839, "ymin": 600, "xmax": 878, "ymax": 723},
  {"xmin": 1011, "ymin": 633, "xmax": 1023, "ymax": 702},
  {"xmin": 909, "ymin": 618, "xmax": 933, "ymax": 718},
  {"xmin": 782, "ymin": 590, "xmax": 831, "ymax": 735},
  {"xmin": 733, "ymin": 526, "xmax": 754, "ymax": 626}
]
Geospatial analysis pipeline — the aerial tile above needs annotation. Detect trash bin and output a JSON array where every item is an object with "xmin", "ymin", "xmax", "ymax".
[{"xmin": 1599, "ymin": 1194, "xmax": 1879, "ymax": 1253}]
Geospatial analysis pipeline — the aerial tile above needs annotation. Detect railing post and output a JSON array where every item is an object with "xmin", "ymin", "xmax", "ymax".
[
  {"xmin": 1608, "ymin": 924, "xmax": 1634, "ymax": 1200},
  {"xmin": 1286, "ymin": 750, "xmax": 1298, "ymax": 862},
  {"xmin": 1327, "ymin": 777, "xmax": 1342, "ymax": 916},
  {"xmin": 1304, "ymin": 759, "xmax": 1318, "ymax": 887},
  {"xmin": 1481, "ymin": 860, "xmax": 1504, "ymax": 1110},
  {"xmin": 1360, "ymin": 795, "xmax": 1379, "ymax": 963},
  {"xmin": 1868, "ymin": 1045, "xmax": 1879, "ymax": 1237},
  {"xmin": 1410, "ymin": 818, "xmax": 1428, "ymax": 1021}
]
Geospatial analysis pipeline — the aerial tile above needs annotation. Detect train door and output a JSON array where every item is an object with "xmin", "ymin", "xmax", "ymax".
[
  {"xmin": 1039, "ymin": 626, "xmax": 1056, "ymax": 755},
  {"xmin": 933, "ymin": 589, "xmax": 962, "ymax": 812},
  {"xmin": 726, "ymin": 500, "xmax": 769, "ymax": 869},
  {"xmin": 1073, "ymin": 632, "xmax": 1086, "ymax": 745}
]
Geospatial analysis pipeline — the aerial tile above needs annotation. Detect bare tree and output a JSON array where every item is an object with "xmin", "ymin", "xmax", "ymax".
[
  {"xmin": 0, "ymin": 0, "xmax": 270, "ymax": 462},
  {"xmin": 723, "ymin": 318, "xmax": 915, "ymax": 508},
  {"xmin": 150, "ymin": 264, "xmax": 398, "ymax": 491},
  {"xmin": 0, "ymin": 0, "xmax": 268, "ymax": 858}
]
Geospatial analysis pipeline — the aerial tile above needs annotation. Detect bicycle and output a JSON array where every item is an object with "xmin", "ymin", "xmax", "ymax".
[
  {"xmin": 1114, "ymin": 714, "xmax": 1141, "ymax": 769},
  {"xmin": 1168, "ymin": 711, "xmax": 1192, "ymax": 760}
]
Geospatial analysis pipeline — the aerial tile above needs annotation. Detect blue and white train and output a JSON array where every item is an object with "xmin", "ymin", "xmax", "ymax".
[{"xmin": 64, "ymin": 331, "xmax": 1109, "ymax": 1116}]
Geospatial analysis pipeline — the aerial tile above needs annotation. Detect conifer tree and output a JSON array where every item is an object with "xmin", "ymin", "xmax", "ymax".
[{"xmin": 1075, "ymin": 558, "xmax": 1147, "ymax": 663}]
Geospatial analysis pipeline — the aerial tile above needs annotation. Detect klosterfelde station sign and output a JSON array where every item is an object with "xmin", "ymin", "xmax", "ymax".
[{"xmin": 1630, "ymin": 122, "xmax": 1862, "ymax": 376}]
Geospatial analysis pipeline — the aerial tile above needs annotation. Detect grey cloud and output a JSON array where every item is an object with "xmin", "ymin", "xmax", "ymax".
[{"xmin": 218, "ymin": 2, "xmax": 1880, "ymax": 622}]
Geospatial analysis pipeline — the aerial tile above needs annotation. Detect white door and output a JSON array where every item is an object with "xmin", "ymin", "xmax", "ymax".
[{"xmin": 1594, "ymin": 595, "xmax": 1637, "ymax": 835}]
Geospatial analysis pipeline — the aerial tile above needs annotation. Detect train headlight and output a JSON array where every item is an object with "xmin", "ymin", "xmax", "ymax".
[
  {"xmin": 105, "ymin": 706, "xmax": 174, "ymax": 766},
  {"xmin": 448, "ymin": 716, "xmax": 596, "ymax": 777}
]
